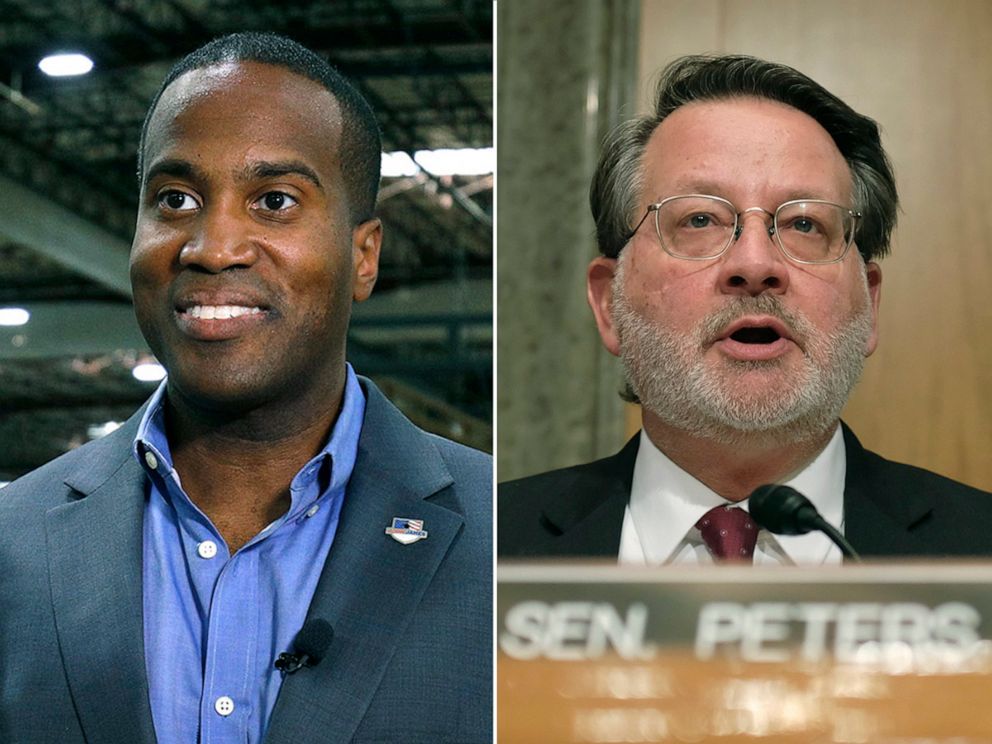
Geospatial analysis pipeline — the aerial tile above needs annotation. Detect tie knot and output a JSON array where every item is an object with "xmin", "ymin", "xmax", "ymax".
[{"xmin": 695, "ymin": 505, "xmax": 758, "ymax": 563}]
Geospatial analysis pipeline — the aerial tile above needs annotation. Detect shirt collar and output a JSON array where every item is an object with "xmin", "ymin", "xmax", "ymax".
[
  {"xmin": 626, "ymin": 425, "xmax": 846, "ymax": 564},
  {"xmin": 290, "ymin": 363, "xmax": 366, "ymax": 503},
  {"xmin": 133, "ymin": 378, "xmax": 174, "ymax": 479},
  {"xmin": 132, "ymin": 363, "xmax": 367, "ymax": 516}
]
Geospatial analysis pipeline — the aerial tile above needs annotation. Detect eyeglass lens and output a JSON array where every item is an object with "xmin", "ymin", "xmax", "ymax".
[{"xmin": 653, "ymin": 195, "xmax": 853, "ymax": 262}]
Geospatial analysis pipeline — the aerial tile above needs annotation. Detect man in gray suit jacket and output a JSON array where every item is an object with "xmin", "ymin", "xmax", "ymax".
[{"xmin": 0, "ymin": 33, "xmax": 491, "ymax": 743}]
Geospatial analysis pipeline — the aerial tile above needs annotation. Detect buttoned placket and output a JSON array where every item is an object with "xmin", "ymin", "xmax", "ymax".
[
  {"xmin": 178, "ymin": 459, "xmax": 329, "ymax": 743},
  {"xmin": 138, "ymin": 367, "xmax": 362, "ymax": 744},
  {"xmin": 198, "ymin": 542, "xmax": 257, "ymax": 743}
]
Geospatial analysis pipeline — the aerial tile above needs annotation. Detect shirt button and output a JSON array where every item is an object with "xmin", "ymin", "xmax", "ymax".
[
  {"xmin": 214, "ymin": 696, "xmax": 235, "ymax": 717},
  {"xmin": 197, "ymin": 540, "xmax": 218, "ymax": 559},
  {"xmin": 306, "ymin": 504, "xmax": 320, "ymax": 518},
  {"xmin": 144, "ymin": 451, "xmax": 158, "ymax": 470}
]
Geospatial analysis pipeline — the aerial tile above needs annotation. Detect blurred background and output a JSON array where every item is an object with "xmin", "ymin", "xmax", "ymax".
[
  {"xmin": 0, "ymin": 0, "xmax": 493, "ymax": 485},
  {"xmin": 497, "ymin": 0, "xmax": 992, "ymax": 489}
]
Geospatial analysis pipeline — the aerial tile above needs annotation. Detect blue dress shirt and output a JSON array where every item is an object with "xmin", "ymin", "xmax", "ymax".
[{"xmin": 135, "ymin": 365, "xmax": 365, "ymax": 744}]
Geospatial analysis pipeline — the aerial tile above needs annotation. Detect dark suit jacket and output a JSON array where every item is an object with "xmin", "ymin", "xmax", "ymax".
[
  {"xmin": 0, "ymin": 379, "xmax": 492, "ymax": 744},
  {"xmin": 499, "ymin": 424, "xmax": 992, "ymax": 559}
]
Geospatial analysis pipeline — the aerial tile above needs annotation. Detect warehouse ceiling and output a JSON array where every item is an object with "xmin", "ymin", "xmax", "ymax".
[{"xmin": 0, "ymin": 0, "xmax": 492, "ymax": 481}]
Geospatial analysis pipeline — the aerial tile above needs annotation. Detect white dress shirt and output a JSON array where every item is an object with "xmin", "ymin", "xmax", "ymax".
[{"xmin": 618, "ymin": 426, "xmax": 847, "ymax": 565}]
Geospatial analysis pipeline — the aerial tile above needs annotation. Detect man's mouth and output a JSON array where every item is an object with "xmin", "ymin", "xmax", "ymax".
[
  {"xmin": 719, "ymin": 316, "xmax": 794, "ymax": 344},
  {"xmin": 173, "ymin": 296, "xmax": 271, "ymax": 341},
  {"xmin": 712, "ymin": 316, "xmax": 796, "ymax": 361},
  {"xmin": 729, "ymin": 326, "xmax": 782, "ymax": 344},
  {"xmin": 184, "ymin": 305, "xmax": 264, "ymax": 320}
]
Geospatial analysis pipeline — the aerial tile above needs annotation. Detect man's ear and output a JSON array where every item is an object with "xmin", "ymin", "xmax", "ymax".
[
  {"xmin": 587, "ymin": 255, "xmax": 621, "ymax": 357},
  {"xmin": 352, "ymin": 218, "xmax": 382, "ymax": 302},
  {"xmin": 864, "ymin": 260, "xmax": 882, "ymax": 356}
]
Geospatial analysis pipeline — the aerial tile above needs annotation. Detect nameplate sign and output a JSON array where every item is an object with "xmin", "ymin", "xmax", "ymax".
[{"xmin": 498, "ymin": 563, "xmax": 992, "ymax": 743}]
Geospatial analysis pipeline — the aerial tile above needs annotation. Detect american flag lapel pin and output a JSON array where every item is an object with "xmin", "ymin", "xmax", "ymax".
[{"xmin": 385, "ymin": 517, "xmax": 428, "ymax": 545}]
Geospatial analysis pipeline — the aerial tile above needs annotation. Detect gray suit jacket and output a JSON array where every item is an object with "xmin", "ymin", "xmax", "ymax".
[{"xmin": 0, "ymin": 378, "xmax": 492, "ymax": 743}]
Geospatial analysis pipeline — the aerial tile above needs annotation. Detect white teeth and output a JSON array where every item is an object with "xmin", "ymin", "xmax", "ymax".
[{"xmin": 188, "ymin": 305, "xmax": 262, "ymax": 319}]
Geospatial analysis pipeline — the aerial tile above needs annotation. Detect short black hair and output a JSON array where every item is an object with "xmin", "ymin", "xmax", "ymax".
[
  {"xmin": 591, "ymin": 55, "xmax": 898, "ymax": 261},
  {"xmin": 137, "ymin": 32, "xmax": 381, "ymax": 223}
]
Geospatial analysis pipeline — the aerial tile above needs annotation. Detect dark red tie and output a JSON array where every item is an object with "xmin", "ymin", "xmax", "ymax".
[{"xmin": 695, "ymin": 505, "xmax": 758, "ymax": 563}]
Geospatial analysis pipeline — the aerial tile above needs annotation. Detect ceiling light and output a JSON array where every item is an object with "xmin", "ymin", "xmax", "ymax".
[
  {"xmin": 38, "ymin": 53, "xmax": 94, "ymax": 77},
  {"xmin": 0, "ymin": 307, "xmax": 30, "ymax": 326},
  {"xmin": 414, "ymin": 148, "xmax": 493, "ymax": 176},
  {"xmin": 381, "ymin": 148, "xmax": 494, "ymax": 178},
  {"xmin": 133, "ymin": 362, "xmax": 166, "ymax": 382},
  {"xmin": 381, "ymin": 151, "xmax": 419, "ymax": 177}
]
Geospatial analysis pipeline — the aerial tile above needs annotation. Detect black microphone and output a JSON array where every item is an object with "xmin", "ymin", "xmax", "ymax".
[
  {"xmin": 748, "ymin": 484, "xmax": 862, "ymax": 562},
  {"xmin": 275, "ymin": 618, "xmax": 334, "ymax": 675}
]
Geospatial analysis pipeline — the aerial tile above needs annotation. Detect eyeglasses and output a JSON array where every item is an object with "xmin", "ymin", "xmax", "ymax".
[{"xmin": 626, "ymin": 194, "xmax": 862, "ymax": 264}]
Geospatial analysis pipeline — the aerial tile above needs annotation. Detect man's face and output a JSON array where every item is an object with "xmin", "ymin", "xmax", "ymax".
[
  {"xmin": 588, "ymin": 97, "xmax": 881, "ymax": 442},
  {"xmin": 131, "ymin": 61, "xmax": 380, "ymax": 412}
]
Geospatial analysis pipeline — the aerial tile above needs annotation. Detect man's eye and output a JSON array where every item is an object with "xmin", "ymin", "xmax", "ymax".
[
  {"xmin": 157, "ymin": 191, "xmax": 199, "ymax": 212},
  {"xmin": 682, "ymin": 212, "xmax": 725, "ymax": 229},
  {"xmin": 254, "ymin": 192, "xmax": 299, "ymax": 211}
]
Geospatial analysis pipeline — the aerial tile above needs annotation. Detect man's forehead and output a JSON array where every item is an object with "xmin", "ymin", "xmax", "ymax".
[
  {"xmin": 156, "ymin": 59, "xmax": 337, "ymax": 110},
  {"xmin": 161, "ymin": 60, "xmax": 249, "ymax": 103},
  {"xmin": 144, "ymin": 60, "xmax": 343, "ymax": 168},
  {"xmin": 640, "ymin": 97, "xmax": 852, "ymax": 201}
]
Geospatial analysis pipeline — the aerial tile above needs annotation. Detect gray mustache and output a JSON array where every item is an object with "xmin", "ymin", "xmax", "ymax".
[{"xmin": 699, "ymin": 295, "xmax": 809, "ymax": 346}]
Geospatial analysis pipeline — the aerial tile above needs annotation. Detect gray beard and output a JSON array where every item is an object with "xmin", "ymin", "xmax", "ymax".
[{"xmin": 611, "ymin": 258, "xmax": 874, "ymax": 446}]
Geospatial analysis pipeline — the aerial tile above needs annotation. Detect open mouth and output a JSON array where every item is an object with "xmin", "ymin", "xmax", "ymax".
[
  {"xmin": 714, "ymin": 316, "xmax": 794, "ymax": 361},
  {"xmin": 729, "ymin": 326, "xmax": 782, "ymax": 344}
]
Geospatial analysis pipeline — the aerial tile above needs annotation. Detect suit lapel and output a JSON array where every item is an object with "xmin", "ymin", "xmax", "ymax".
[
  {"xmin": 538, "ymin": 435, "xmax": 639, "ymax": 556},
  {"xmin": 46, "ymin": 418, "xmax": 157, "ymax": 744},
  {"xmin": 842, "ymin": 423, "xmax": 935, "ymax": 557},
  {"xmin": 265, "ymin": 381, "xmax": 464, "ymax": 744}
]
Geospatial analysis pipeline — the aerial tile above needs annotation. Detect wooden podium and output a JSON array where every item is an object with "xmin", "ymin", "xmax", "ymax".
[{"xmin": 498, "ymin": 563, "xmax": 992, "ymax": 743}]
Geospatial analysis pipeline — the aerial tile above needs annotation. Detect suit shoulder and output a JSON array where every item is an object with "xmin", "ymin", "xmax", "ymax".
[
  {"xmin": 2, "ymin": 406, "xmax": 142, "ymax": 515},
  {"xmin": 860, "ymin": 446, "xmax": 992, "ymax": 503},
  {"xmin": 426, "ymin": 432, "xmax": 491, "ymax": 472},
  {"xmin": 499, "ymin": 442, "xmax": 637, "ymax": 513},
  {"xmin": 500, "ymin": 458, "xmax": 601, "ymax": 494}
]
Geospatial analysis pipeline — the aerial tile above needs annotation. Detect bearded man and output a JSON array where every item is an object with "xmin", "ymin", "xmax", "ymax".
[{"xmin": 499, "ymin": 55, "xmax": 992, "ymax": 564}]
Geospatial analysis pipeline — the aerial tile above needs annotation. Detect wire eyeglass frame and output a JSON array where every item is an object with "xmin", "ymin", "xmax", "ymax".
[{"xmin": 625, "ymin": 193, "xmax": 862, "ymax": 265}]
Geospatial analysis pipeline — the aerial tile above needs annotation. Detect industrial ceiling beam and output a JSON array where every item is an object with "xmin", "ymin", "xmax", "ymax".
[{"xmin": 0, "ymin": 173, "xmax": 132, "ymax": 297}]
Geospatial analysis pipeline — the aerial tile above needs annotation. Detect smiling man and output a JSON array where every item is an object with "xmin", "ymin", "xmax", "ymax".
[
  {"xmin": 499, "ymin": 55, "xmax": 992, "ymax": 564},
  {"xmin": 0, "ymin": 34, "xmax": 491, "ymax": 743}
]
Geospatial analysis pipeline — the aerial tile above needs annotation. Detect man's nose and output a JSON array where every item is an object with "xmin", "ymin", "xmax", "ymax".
[
  {"xmin": 716, "ymin": 208, "xmax": 790, "ymax": 296},
  {"xmin": 178, "ymin": 204, "xmax": 259, "ymax": 272}
]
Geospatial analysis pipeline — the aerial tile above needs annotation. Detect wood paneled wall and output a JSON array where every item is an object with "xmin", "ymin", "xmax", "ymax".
[{"xmin": 631, "ymin": 0, "xmax": 992, "ymax": 489}]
